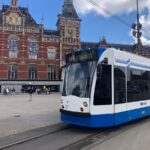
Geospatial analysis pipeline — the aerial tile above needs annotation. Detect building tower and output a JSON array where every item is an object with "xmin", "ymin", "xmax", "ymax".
[
  {"xmin": 57, "ymin": 0, "xmax": 81, "ymax": 66},
  {"xmin": 11, "ymin": 0, "xmax": 18, "ymax": 7}
]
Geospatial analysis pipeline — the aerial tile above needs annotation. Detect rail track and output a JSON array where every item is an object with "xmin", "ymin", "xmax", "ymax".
[
  {"xmin": 59, "ymin": 128, "xmax": 119, "ymax": 150},
  {"xmin": 1, "ymin": 117, "xmax": 150, "ymax": 150},
  {"xmin": 0, "ymin": 124, "xmax": 71, "ymax": 150},
  {"xmin": 60, "ymin": 117, "xmax": 150, "ymax": 150},
  {"xmin": 0, "ymin": 124, "xmax": 118, "ymax": 150}
]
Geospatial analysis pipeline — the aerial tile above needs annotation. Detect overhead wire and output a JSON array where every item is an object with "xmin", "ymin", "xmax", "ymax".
[{"xmin": 86, "ymin": 0, "xmax": 131, "ymax": 28}]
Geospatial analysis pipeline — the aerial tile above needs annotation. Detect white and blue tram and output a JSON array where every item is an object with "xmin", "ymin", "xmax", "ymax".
[{"xmin": 60, "ymin": 47, "xmax": 150, "ymax": 127}]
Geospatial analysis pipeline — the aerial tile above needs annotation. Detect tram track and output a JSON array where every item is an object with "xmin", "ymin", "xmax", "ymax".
[
  {"xmin": 0, "ymin": 123, "xmax": 118, "ymax": 150},
  {"xmin": 59, "ymin": 126, "xmax": 130, "ymax": 150},
  {"xmin": 59, "ymin": 117, "xmax": 150, "ymax": 150},
  {"xmin": 1, "ymin": 117, "xmax": 150, "ymax": 150},
  {"xmin": 0, "ymin": 125, "xmax": 121, "ymax": 150},
  {"xmin": 59, "ymin": 127, "xmax": 118, "ymax": 150},
  {"xmin": 0, "ymin": 124, "xmax": 72, "ymax": 150},
  {"xmin": 0, "ymin": 126, "xmax": 115, "ymax": 150}
]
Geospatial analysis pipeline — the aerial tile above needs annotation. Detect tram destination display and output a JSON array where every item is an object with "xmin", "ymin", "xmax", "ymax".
[{"xmin": 66, "ymin": 49, "xmax": 98, "ymax": 63}]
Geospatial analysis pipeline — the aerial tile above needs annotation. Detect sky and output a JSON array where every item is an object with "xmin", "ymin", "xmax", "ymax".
[{"xmin": 1, "ymin": 0, "xmax": 150, "ymax": 45}]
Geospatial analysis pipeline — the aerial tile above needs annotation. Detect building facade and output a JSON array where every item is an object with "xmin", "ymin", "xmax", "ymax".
[
  {"xmin": 57, "ymin": 0, "xmax": 81, "ymax": 66},
  {"xmin": 0, "ymin": 0, "xmax": 80, "ymax": 93},
  {"xmin": 0, "ymin": 0, "xmax": 149, "ymax": 93}
]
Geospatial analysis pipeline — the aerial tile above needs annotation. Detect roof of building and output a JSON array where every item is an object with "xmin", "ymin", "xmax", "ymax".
[
  {"xmin": 59, "ymin": 0, "xmax": 80, "ymax": 20},
  {"xmin": 0, "ymin": 4, "xmax": 59, "ymax": 37},
  {"xmin": 44, "ymin": 29, "xmax": 59, "ymax": 36},
  {"xmin": 81, "ymin": 41, "xmax": 150, "ymax": 57},
  {"xmin": 0, "ymin": 5, "xmax": 38, "ymax": 26}
]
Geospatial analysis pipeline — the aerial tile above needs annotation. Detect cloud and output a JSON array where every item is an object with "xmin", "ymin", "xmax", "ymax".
[
  {"xmin": 141, "ymin": 37, "xmax": 150, "ymax": 45},
  {"xmin": 73, "ymin": 0, "xmax": 150, "ymax": 45},
  {"xmin": 140, "ymin": 11, "xmax": 150, "ymax": 45},
  {"xmin": 74, "ymin": 0, "xmax": 150, "ymax": 16}
]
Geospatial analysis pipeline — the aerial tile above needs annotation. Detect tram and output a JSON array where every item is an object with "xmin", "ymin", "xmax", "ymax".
[{"xmin": 60, "ymin": 47, "xmax": 150, "ymax": 127}]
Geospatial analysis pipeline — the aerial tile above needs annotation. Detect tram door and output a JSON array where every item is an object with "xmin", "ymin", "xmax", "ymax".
[{"xmin": 114, "ymin": 66, "xmax": 128, "ymax": 125}]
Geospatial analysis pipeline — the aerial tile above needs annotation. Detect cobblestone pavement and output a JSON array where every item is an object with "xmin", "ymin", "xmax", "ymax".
[{"xmin": 0, "ymin": 93, "xmax": 61, "ymax": 138}]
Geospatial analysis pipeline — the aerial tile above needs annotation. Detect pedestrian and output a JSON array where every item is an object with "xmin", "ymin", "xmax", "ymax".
[
  {"xmin": 6, "ymin": 88, "xmax": 9, "ymax": 96},
  {"xmin": 12, "ymin": 87, "xmax": 16, "ymax": 96},
  {"xmin": 28, "ymin": 87, "xmax": 33, "ymax": 101}
]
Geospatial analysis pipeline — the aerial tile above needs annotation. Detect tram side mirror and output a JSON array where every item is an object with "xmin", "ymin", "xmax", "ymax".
[{"xmin": 97, "ymin": 64, "xmax": 102, "ymax": 77}]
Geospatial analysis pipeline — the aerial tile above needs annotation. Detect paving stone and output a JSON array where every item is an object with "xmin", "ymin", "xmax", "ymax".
[{"xmin": 0, "ymin": 93, "xmax": 61, "ymax": 138}]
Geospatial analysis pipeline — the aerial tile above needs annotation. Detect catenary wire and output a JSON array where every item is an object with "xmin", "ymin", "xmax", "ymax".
[{"xmin": 86, "ymin": 0, "xmax": 131, "ymax": 28}]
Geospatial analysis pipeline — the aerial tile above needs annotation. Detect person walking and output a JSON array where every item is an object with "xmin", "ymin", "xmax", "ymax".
[
  {"xmin": 12, "ymin": 87, "xmax": 16, "ymax": 96},
  {"xmin": 6, "ymin": 88, "xmax": 9, "ymax": 96},
  {"xmin": 28, "ymin": 87, "xmax": 33, "ymax": 101}
]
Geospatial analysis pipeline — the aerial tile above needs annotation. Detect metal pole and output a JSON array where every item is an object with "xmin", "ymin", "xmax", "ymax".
[{"xmin": 136, "ymin": 0, "xmax": 140, "ymax": 53}]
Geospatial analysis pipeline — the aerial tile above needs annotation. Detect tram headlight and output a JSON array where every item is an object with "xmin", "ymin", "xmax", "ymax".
[
  {"xmin": 61, "ymin": 99, "xmax": 63, "ymax": 104},
  {"xmin": 83, "ymin": 102, "xmax": 88, "ymax": 107}
]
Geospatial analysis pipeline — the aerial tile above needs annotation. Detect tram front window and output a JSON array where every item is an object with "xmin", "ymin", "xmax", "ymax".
[{"xmin": 63, "ymin": 61, "xmax": 96, "ymax": 97}]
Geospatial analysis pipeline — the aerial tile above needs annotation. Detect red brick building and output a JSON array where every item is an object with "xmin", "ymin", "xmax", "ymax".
[
  {"xmin": 0, "ymin": 0, "xmax": 80, "ymax": 93},
  {"xmin": 3, "ymin": 0, "xmax": 148, "ymax": 93}
]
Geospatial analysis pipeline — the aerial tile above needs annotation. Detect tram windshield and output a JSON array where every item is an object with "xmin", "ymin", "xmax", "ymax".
[{"xmin": 62, "ymin": 61, "xmax": 96, "ymax": 98}]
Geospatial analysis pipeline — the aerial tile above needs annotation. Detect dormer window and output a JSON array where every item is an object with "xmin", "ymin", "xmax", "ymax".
[{"xmin": 68, "ymin": 12, "xmax": 72, "ymax": 16}]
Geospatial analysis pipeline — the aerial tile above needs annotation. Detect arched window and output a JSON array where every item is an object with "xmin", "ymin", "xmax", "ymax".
[
  {"xmin": 8, "ymin": 35, "xmax": 19, "ymax": 58},
  {"xmin": 28, "ymin": 37, "xmax": 38, "ymax": 59}
]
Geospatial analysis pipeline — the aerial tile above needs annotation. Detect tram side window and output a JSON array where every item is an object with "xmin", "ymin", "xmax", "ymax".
[
  {"xmin": 127, "ymin": 69, "xmax": 150, "ymax": 102},
  {"xmin": 94, "ymin": 65, "xmax": 112, "ymax": 105},
  {"xmin": 143, "ymin": 71, "xmax": 150, "ymax": 100},
  {"xmin": 114, "ymin": 67, "xmax": 126, "ymax": 104}
]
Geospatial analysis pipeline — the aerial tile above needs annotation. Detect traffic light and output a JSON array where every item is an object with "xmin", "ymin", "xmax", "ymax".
[
  {"xmin": 132, "ymin": 22, "xmax": 142, "ymax": 40},
  {"xmin": 138, "ymin": 23, "xmax": 142, "ymax": 30},
  {"xmin": 133, "ymin": 30, "xmax": 137, "ymax": 37},
  {"xmin": 132, "ymin": 23, "xmax": 136, "ymax": 29},
  {"xmin": 139, "ymin": 32, "xmax": 142, "ymax": 37}
]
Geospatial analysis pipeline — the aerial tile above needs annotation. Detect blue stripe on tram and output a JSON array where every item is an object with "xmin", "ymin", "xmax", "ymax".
[{"xmin": 61, "ymin": 106, "xmax": 150, "ymax": 128}]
